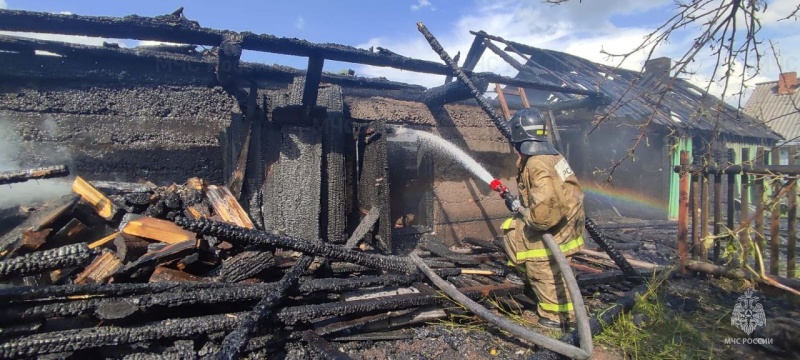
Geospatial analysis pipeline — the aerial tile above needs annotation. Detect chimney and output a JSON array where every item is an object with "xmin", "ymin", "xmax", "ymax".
[
  {"xmin": 644, "ymin": 57, "xmax": 671, "ymax": 80},
  {"xmin": 778, "ymin": 72, "xmax": 797, "ymax": 95}
]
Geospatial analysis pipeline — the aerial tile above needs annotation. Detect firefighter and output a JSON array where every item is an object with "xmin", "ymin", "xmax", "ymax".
[{"xmin": 500, "ymin": 108, "xmax": 585, "ymax": 329}]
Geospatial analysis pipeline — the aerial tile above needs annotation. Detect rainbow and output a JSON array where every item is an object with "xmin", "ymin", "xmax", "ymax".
[{"xmin": 580, "ymin": 180, "xmax": 668, "ymax": 215}]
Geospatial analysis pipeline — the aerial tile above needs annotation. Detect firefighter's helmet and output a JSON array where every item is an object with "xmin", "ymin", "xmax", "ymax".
[{"xmin": 507, "ymin": 108, "xmax": 559, "ymax": 156}]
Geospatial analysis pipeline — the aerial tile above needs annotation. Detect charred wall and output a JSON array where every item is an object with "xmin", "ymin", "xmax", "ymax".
[
  {"xmin": 345, "ymin": 96, "xmax": 517, "ymax": 246},
  {"xmin": 0, "ymin": 83, "xmax": 239, "ymax": 185}
]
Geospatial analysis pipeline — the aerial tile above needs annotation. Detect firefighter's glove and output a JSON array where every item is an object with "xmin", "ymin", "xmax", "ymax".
[{"xmin": 505, "ymin": 196, "xmax": 521, "ymax": 213}]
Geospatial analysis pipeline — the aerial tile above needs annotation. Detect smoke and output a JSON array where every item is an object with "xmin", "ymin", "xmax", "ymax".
[{"xmin": 0, "ymin": 114, "xmax": 74, "ymax": 209}]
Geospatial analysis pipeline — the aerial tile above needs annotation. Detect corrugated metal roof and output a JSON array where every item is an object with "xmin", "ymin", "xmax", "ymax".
[
  {"xmin": 743, "ymin": 81, "xmax": 800, "ymax": 144},
  {"xmin": 504, "ymin": 47, "xmax": 782, "ymax": 141}
]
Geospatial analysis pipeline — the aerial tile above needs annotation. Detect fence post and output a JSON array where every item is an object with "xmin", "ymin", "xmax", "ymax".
[
  {"xmin": 789, "ymin": 148, "xmax": 798, "ymax": 278},
  {"xmin": 713, "ymin": 161, "xmax": 723, "ymax": 263},
  {"xmin": 755, "ymin": 147, "xmax": 766, "ymax": 273},
  {"xmin": 727, "ymin": 149, "xmax": 736, "ymax": 267},
  {"xmin": 692, "ymin": 169, "xmax": 701, "ymax": 261},
  {"xmin": 700, "ymin": 154, "xmax": 710, "ymax": 262},
  {"xmin": 740, "ymin": 148, "xmax": 751, "ymax": 268},
  {"xmin": 678, "ymin": 151, "xmax": 690, "ymax": 274},
  {"xmin": 770, "ymin": 150, "xmax": 781, "ymax": 275}
]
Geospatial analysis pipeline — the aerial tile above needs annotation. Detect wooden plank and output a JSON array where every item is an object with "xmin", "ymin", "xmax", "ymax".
[
  {"xmin": 150, "ymin": 266, "xmax": 208, "ymax": 283},
  {"xmin": 228, "ymin": 127, "xmax": 251, "ymax": 200},
  {"xmin": 185, "ymin": 204, "xmax": 211, "ymax": 219},
  {"xmin": 88, "ymin": 232, "xmax": 119, "ymax": 250},
  {"xmin": 20, "ymin": 228, "xmax": 50, "ymax": 252},
  {"xmin": 74, "ymin": 251, "xmax": 122, "ymax": 284},
  {"xmin": 518, "ymin": 87, "xmax": 530, "ymax": 108},
  {"xmin": 121, "ymin": 217, "xmax": 197, "ymax": 244},
  {"xmin": 206, "ymin": 185, "xmax": 255, "ymax": 229},
  {"xmin": 71, "ymin": 176, "xmax": 120, "ymax": 221},
  {"xmin": 494, "ymin": 83, "xmax": 511, "ymax": 120}
]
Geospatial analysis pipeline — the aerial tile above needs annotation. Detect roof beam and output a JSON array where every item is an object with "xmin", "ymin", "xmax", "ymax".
[{"xmin": 0, "ymin": 9, "xmax": 598, "ymax": 96}]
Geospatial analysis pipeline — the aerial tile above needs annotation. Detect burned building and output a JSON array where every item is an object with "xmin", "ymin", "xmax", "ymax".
[
  {"xmin": 0, "ymin": 10, "xmax": 609, "ymax": 249},
  {"xmin": 488, "ymin": 38, "xmax": 783, "ymax": 220}
]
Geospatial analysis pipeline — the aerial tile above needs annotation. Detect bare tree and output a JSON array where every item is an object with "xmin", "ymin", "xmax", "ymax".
[{"xmin": 545, "ymin": 0, "xmax": 799, "ymax": 176}]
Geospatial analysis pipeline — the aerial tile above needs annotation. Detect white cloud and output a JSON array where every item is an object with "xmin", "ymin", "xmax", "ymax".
[
  {"xmin": 295, "ymin": 16, "xmax": 305, "ymax": 30},
  {"xmin": 356, "ymin": 0, "xmax": 667, "ymax": 89},
  {"xmin": 411, "ymin": 0, "xmax": 434, "ymax": 11},
  {"xmin": 0, "ymin": 1, "xmax": 6, "ymax": 9}
]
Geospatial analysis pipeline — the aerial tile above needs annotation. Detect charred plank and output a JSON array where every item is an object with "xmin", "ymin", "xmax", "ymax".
[
  {"xmin": 277, "ymin": 283, "xmax": 522, "ymax": 325},
  {"xmin": 302, "ymin": 330, "xmax": 353, "ymax": 360},
  {"xmin": 0, "ymin": 165, "xmax": 69, "ymax": 186},
  {"xmin": 343, "ymin": 206, "xmax": 380, "ymax": 249},
  {"xmin": 217, "ymin": 250, "xmax": 275, "ymax": 283}
]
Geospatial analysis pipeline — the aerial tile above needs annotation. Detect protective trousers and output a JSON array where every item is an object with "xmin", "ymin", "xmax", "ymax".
[{"xmin": 503, "ymin": 229, "xmax": 577, "ymax": 322}]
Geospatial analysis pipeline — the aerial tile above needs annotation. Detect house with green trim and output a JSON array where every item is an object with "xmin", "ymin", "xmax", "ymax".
[{"xmin": 499, "ymin": 51, "xmax": 782, "ymax": 220}]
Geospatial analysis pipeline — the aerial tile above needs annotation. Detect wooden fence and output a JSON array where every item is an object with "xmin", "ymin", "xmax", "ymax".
[{"xmin": 674, "ymin": 148, "xmax": 799, "ymax": 279}]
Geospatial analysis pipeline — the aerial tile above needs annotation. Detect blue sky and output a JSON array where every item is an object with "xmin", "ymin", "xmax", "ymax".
[{"xmin": 2, "ymin": 0, "xmax": 799, "ymax": 103}]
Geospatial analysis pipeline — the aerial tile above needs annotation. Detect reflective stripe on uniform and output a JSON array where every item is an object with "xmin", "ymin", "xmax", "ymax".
[
  {"xmin": 539, "ymin": 301, "xmax": 574, "ymax": 313},
  {"xmin": 501, "ymin": 217, "xmax": 514, "ymax": 230},
  {"xmin": 507, "ymin": 260, "xmax": 526, "ymax": 274},
  {"xmin": 514, "ymin": 236, "xmax": 584, "ymax": 261}
]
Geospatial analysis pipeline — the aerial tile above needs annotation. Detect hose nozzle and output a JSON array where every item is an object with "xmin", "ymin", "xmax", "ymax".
[{"xmin": 489, "ymin": 179, "xmax": 510, "ymax": 199}]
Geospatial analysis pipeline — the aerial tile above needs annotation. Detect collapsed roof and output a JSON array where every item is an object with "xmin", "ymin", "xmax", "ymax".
[{"xmin": 473, "ymin": 31, "xmax": 781, "ymax": 142}]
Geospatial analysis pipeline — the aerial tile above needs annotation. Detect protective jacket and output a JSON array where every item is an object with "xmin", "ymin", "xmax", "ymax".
[{"xmin": 502, "ymin": 153, "xmax": 585, "ymax": 263}]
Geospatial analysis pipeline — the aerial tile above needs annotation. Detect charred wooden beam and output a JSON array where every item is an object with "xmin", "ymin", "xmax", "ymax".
[
  {"xmin": 276, "ymin": 282, "xmax": 522, "ymax": 325},
  {"xmin": 214, "ymin": 256, "xmax": 313, "ymax": 360},
  {"xmin": 419, "ymin": 236, "xmax": 481, "ymax": 266},
  {"xmin": 417, "ymin": 22, "xmax": 511, "ymax": 141},
  {"xmin": 482, "ymin": 39, "xmax": 533, "ymax": 76},
  {"xmin": 175, "ymin": 218, "xmax": 417, "ymax": 273},
  {"xmin": 297, "ymin": 269, "xmax": 461, "ymax": 295},
  {"xmin": 217, "ymin": 250, "xmax": 275, "ymax": 283},
  {"xmin": 677, "ymin": 163, "xmax": 800, "ymax": 175},
  {"xmin": 0, "ymin": 282, "xmax": 275, "ymax": 323},
  {"xmin": 418, "ymin": 76, "xmax": 490, "ymax": 107},
  {"xmin": 461, "ymin": 32, "xmax": 486, "ymax": 72},
  {"xmin": 302, "ymin": 55, "xmax": 325, "ymax": 109},
  {"xmin": 0, "ymin": 312, "xmax": 243, "ymax": 358},
  {"xmin": 0, "ymin": 10, "xmax": 597, "ymax": 96},
  {"xmin": 0, "ymin": 243, "xmax": 94, "ymax": 280},
  {"xmin": 0, "ymin": 165, "xmax": 70, "ymax": 186},
  {"xmin": 0, "ymin": 281, "xmax": 259, "ymax": 303},
  {"xmin": 343, "ymin": 206, "xmax": 380, "ymax": 249},
  {"xmin": 302, "ymin": 330, "xmax": 353, "ymax": 360},
  {"xmin": 216, "ymin": 35, "xmax": 242, "ymax": 89},
  {"xmin": 443, "ymin": 51, "xmax": 460, "ymax": 84}
]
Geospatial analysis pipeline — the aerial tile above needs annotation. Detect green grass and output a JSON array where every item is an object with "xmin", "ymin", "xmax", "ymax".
[{"xmin": 594, "ymin": 272, "xmax": 747, "ymax": 360}]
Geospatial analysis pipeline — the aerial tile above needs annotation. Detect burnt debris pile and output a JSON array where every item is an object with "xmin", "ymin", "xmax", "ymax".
[{"xmin": 0, "ymin": 176, "xmax": 651, "ymax": 359}]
